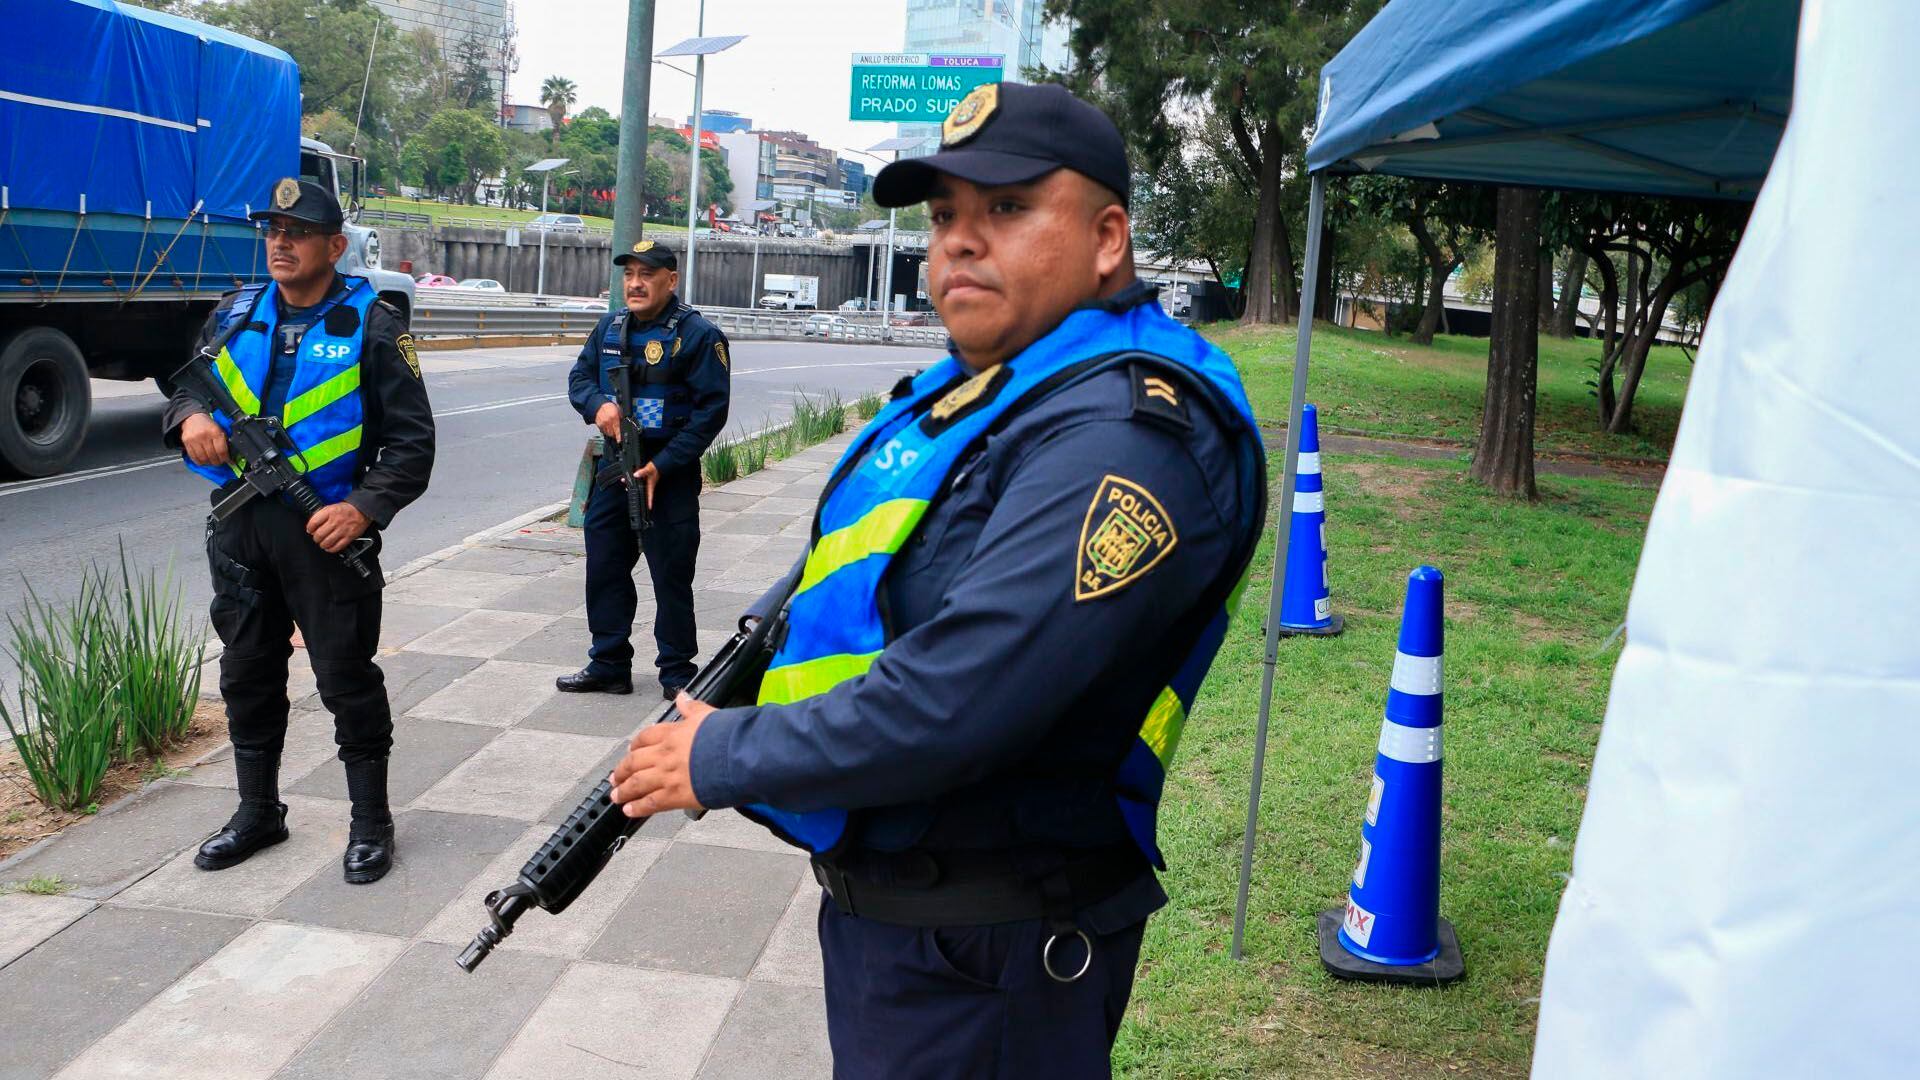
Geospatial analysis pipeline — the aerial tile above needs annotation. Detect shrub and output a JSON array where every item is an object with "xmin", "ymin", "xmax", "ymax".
[
  {"xmin": 854, "ymin": 390, "xmax": 885, "ymax": 420},
  {"xmin": 1, "ymin": 576, "xmax": 120, "ymax": 811},
  {"xmin": 740, "ymin": 431, "xmax": 770, "ymax": 474}
]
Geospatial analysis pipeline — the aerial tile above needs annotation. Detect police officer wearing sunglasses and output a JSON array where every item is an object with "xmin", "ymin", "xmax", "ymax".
[{"xmin": 164, "ymin": 178, "xmax": 434, "ymax": 885}]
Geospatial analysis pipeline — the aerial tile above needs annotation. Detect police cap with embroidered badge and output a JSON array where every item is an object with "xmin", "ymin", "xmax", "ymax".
[
  {"xmin": 614, "ymin": 239, "xmax": 678, "ymax": 270},
  {"xmin": 871, "ymin": 82, "xmax": 1131, "ymax": 209},
  {"xmin": 248, "ymin": 178, "xmax": 345, "ymax": 230}
]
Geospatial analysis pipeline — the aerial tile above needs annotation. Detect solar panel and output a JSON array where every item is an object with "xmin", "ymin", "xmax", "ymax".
[
  {"xmin": 658, "ymin": 35, "xmax": 747, "ymax": 58},
  {"xmin": 868, "ymin": 136, "xmax": 930, "ymax": 152}
]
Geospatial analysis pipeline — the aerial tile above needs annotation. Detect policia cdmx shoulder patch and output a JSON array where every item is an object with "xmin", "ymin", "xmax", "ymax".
[
  {"xmin": 1076, "ymin": 474, "xmax": 1177, "ymax": 601},
  {"xmin": 396, "ymin": 333, "xmax": 421, "ymax": 379}
]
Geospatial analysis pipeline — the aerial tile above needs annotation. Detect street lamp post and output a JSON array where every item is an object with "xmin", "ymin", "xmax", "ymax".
[
  {"xmin": 657, "ymin": 23, "xmax": 743, "ymax": 308},
  {"xmin": 853, "ymin": 137, "xmax": 929, "ymax": 341},
  {"xmin": 525, "ymin": 158, "xmax": 569, "ymax": 295}
]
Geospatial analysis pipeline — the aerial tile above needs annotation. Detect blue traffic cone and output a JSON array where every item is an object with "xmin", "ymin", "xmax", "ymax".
[
  {"xmin": 1277, "ymin": 404, "xmax": 1343, "ymax": 637},
  {"xmin": 1318, "ymin": 565, "xmax": 1465, "ymax": 985}
]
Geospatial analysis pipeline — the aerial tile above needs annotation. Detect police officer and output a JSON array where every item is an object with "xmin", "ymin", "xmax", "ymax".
[
  {"xmin": 165, "ymin": 178, "xmax": 434, "ymax": 884},
  {"xmin": 559, "ymin": 242, "xmax": 730, "ymax": 700},
  {"xmin": 606, "ymin": 84, "xmax": 1268, "ymax": 1077}
]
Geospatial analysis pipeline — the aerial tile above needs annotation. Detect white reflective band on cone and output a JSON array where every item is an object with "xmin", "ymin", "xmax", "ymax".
[
  {"xmin": 1297, "ymin": 451, "xmax": 1321, "ymax": 475},
  {"xmin": 1377, "ymin": 718, "xmax": 1443, "ymax": 764},
  {"xmin": 1293, "ymin": 490, "xmax": 1325, "ymax": 514},
  {"xmin": 1390, "ymin": 652, "xmax": 1443, "ymax": 695}
]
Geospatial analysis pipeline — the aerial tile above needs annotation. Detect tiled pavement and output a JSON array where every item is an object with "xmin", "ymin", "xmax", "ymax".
[{"xmin": 0, "ymin": 435, "xmax": 851, "ymax": 1080}]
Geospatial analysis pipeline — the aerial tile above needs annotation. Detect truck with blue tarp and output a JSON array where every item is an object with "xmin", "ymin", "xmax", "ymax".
[{"xmin": 0, "ymin": 0, "xmax": 413, "ymax": 477}]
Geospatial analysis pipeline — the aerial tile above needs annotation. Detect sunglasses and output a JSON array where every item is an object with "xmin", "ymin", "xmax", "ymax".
[{"xmin": 263, "ymin": 223, "xmax": 334, "ymax": 241}]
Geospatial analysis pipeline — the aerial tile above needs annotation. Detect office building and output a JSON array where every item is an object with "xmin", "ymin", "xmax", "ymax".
[
  {"xmin": 689, "ymin": 109, "xmax": 754, "ymax": 134},
  {"xmin": 838, "ymin": 158, "xmax": 870, "ymax": 199},
  {"xmin": 897, "ymin": 0, "xmax": 1071, "ymax": 151},
  {"xmin": 371, "ymin": 0, "xmax": 508, "ymax": 64}
]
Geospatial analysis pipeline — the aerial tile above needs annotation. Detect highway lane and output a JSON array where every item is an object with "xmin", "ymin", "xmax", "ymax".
[{"xmin": 0, "ymin": 337, "xmax": 940, "ymax": 691}]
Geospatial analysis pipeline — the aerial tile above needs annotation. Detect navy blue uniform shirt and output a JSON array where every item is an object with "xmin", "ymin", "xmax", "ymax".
[
  {"xmin": 689, "ymin": 289, "xmax": 1248, "ymax": 929},
  {"xmin": 567, "ymin": 298, "xmax": 730, "ymax": 478},
  {"xmin": 567, "ymin": 298, "xmax": 730, "ymax": 521}
]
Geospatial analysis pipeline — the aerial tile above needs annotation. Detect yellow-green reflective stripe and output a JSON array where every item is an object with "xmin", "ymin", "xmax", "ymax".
[
  {"xmin": 758, "ymin": 651, "xmax": 881, "ymax": 706},
  {"xmin": 215, "ymin": 348, "xmax": 260, "ymax": 416},
  {"xmin": 282, "ymin": 364, "xmax": 361, "ymax": 429},
  {"xmin": 1140, "ymin": 686, "xmax": 1187, "ymax": 768},
  {"xmin": 793, "ymin": 498, "xmax": 928, "ymax": 598},
  {"xmin": 293, "ymin": 424, "xmax": 362, "ymax": 474}
]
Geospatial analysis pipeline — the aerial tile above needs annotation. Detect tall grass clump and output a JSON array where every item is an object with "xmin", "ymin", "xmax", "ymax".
[
  {"xmin": 854, "ymin": 391, "xmax": 885, "ymax": 420},
  {"xmin": 789, "ymin": 392, "xmax": 847, "ymax": 444},
  {"xmin": 702, "ymin": 438, "xmax": 741, "ymax": 485},
  {"xmin": 740, "ymin": 430, "xmax": 771, "ymax": 474},
  {"xmin": 109, "ymin": 544, "xmax": 202, "ymax": 757},
  {"xmin": 1, "ymin": 577, "xmax": 120, "ymax": 810},
  {"xmin": 0, "ymin": 545, "xmax": 205, "ymax": 811}
]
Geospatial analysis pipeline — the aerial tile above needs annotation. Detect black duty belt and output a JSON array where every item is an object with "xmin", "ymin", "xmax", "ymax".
[{"xmin": 811, "ymin": 846, "xmax": 1147, "ymax": 928}]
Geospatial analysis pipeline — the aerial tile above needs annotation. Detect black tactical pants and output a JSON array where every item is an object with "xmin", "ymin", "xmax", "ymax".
[
  {"xmin": 206, "ymin": 498, "xmax": 391, "ymax": 764},
  {"xmin": 582, "ymin": 473, "xmax": 701, "ymax": 690}
]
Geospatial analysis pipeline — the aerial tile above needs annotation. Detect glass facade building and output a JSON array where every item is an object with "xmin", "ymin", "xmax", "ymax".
[{"xmin": 897, "ymin": 0, "xmax": 1071, "ymax": 151}]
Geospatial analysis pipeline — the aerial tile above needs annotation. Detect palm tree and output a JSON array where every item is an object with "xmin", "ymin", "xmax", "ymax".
[{"xmin": 540, "ymin": 76, "xmax": 577, "ymax": 133}]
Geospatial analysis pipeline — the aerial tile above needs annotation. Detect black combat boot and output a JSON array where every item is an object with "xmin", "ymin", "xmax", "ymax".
[
  {"xmin": 195, "ymin": 749, "xmax": 289, "ymax": 871},
  {"xmin": 343, "ymin": 756, "xmax": 395, "ymax": 884}
]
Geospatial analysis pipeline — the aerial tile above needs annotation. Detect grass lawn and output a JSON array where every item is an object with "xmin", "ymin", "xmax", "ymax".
[
  {"xmin": 1116, "ymin": 323, "xmax": 1682, "ymax": 1077},
  {"xmin": 1217, "ymin": 323, "xmax": 1692, "ymax": 462},
  {"xmin": 363, "ymin": 196, "xmax": 688, "ymax": 234}
]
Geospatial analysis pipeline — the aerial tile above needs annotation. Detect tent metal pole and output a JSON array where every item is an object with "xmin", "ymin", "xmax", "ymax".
[{"xmin": 1232, "ymin": 171, "xmax": 1326, "ymax": 961}]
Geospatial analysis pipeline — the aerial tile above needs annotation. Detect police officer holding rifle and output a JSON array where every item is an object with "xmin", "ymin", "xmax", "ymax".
[
  {"xmin": 561, "ymin": 241, "xmax": 730, "ymax": 701},
  {"xmin": 604, "ymin": 84, "xmax": 1267, "ymax": 1076},
  {"xmin": 165, "ymin": 178, "xmax": 434, "ymax": 885}
]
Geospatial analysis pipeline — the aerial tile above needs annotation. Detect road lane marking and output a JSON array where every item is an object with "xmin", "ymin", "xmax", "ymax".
[{"xmin": 0, "ymin": 392, "xmax": 574, "ymax": 498}]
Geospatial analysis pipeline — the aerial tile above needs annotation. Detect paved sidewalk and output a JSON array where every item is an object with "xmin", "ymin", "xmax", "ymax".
[{"xmin": 0, "ymin": 433, "xmax": 854, "ymax": 1080}]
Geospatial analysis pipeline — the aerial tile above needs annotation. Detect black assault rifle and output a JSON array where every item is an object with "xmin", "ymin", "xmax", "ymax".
[
  {"xmin": 169, "ymin": 348, "xmax": 376, "ymax": 579},
  {"xmin": 455, "ymin": 602, "xmax": 788, "ymax": 973},
  {"xmin": 593, "ymin": 359, "xmax": 651, "ymax": 534}
]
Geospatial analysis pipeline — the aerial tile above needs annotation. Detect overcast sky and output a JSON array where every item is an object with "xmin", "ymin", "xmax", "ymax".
[{"xmin": 508, "ymin": 1, "xmax": 910, "ymax": 162}]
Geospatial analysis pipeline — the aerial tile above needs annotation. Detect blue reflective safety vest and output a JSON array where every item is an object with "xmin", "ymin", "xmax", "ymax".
[
  {"xmin": 599, "ymin": 305, "xmax": 695, "ymax": 438},
  {"xmin": 739, "ymin": 298, "xmax": 1268, "ymax": 867},
  {"xmin": 183, "ymin": 278, "xmax": 375, "ymax": 504}
]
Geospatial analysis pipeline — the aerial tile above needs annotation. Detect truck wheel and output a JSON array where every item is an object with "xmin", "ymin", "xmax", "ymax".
[{"xmin": 0, "ymin": 327, "xmax": 91, "ymax": 478}]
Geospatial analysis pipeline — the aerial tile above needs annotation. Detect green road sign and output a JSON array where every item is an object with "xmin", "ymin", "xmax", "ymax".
[{"xmin": 850, "ymin": 52, "xmax": 1004, "ymax": 123}]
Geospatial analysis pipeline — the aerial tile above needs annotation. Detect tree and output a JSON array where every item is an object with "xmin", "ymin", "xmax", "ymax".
[
  {"xmin": 198, "ymin": 0, "xmax": 397, "ymax": 125},
  {"xmin": 1470, "ymin": 187, "xmax": 1543, "ymax": 498},
  {"xmin": 305, "ymin": 109, "xmax": 396, "ymax": 187},
  {"xmin": 1053, "ymin": 0, "xmax": 1384, "ymax": 325},
  {"xmin": 1349, "ymin": 177, "xmax": 1491, "ymax": 345},
  {"xmin": 401, "ymin": 109, "xmax": 506, "ymax": 202},
  {"xmin": 540, "ymin": 75, "xmax": 577, "ymax": 133},
  {"xmin": 1571, "ymin": 196, "xmax": 1745, "ymax": 432},
  {"xmin": 1550, "ymin": 248, "xmax": 1590, "ymax": 337},
  {"xmin": 447, "ymin": 34, "xmax": 495, "ymax": 112}
]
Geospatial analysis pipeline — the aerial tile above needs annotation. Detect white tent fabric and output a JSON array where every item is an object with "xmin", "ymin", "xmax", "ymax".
[{"xmin": 1531, "ymin": 2, "xmax": 1920, "ymax": 1075}]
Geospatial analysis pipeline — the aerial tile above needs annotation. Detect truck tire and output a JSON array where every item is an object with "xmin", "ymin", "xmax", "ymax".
[{"xmin": 0, "ymin": 327, "xmax": 91, "ymax": 478}]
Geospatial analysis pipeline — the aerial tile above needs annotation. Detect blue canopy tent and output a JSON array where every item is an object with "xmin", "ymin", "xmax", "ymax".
[{"xmin": 1234, "ymin": 0, "xmax": 1800, "ymax": 957}]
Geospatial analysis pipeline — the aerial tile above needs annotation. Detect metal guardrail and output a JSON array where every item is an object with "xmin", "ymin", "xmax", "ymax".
[{"xmin": 412, "ymin": 300, "xmax": 947, "ymax": 346}]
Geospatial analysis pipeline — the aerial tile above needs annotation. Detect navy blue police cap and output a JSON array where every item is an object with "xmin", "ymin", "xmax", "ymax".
[
  {"xmin": 249, "ymin": 178, "xmax": 345, "ymax": 230},
  {"xmin": 872, "ymin": 82, "xmax": 1131, "ymax": 209},
  {"xmin": 614, "ymin": 239, "xmax": 678, "ymax": 270}
]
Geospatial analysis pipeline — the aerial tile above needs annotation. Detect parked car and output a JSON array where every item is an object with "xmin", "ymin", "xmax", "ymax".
[
  {"xmin": 803, "ymin": 314, "xmax": 849, "ymax": 337},
  {"xmin": 459, "ymin": 278, "xmax": 505, "ymax": 291},
  {"xmin": 889, "ymin": 310, "xmax": 936, "ymax": 327},
  {"xmin": 416, "ymin": 274, "xmax": 459, "ymax": 287},
  {"xmin": 527, "ymin": 213, "xmax": 585, "ymax": 234}
]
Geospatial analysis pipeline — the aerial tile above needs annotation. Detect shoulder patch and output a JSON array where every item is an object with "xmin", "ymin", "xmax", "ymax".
[
  {"xmin": 396, "ymin": 333, "xmax": 421, "ymax": 379},
  {"xmin": 714, "ymin": 339, "xmax": 728, "ymax": 369},
  {"xmin": 920, "ymin": 364, "xmax": 1009, "ymax": 436},
  {"xmin": 1131, "ymin": 363, "xmax": 1192, "ymax": 432},
  {"xmin": 1076, "ymin": 474, "xmax": 1178, "ymax": 601}
]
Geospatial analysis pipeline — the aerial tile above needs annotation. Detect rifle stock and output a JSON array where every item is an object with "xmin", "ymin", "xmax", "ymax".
[{"xmin": 455, "ymin": 606, "xmax": 787, "ymax": 973}]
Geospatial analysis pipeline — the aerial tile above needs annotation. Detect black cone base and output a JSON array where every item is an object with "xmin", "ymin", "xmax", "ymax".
[
  {"xmin": 1316, "ymin": 908, "xmax": 1465, "ymax": 986},
  {"xmin": 1277, "ymin": 614, "xmax": 1345, "ymax": 638}
]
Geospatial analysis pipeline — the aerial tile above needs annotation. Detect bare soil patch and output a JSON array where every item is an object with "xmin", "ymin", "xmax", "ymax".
[{"xmin": 0, "ymin": 700, "xmax": 228, "ymax": 862}]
